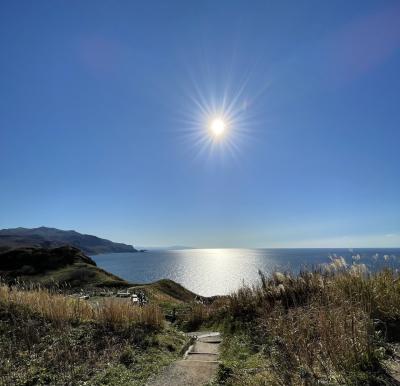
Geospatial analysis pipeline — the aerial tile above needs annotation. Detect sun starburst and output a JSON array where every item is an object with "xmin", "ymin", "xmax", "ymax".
[{"xmin": 176, "ymin": 73, "xmax": 254, "ymax": 164}]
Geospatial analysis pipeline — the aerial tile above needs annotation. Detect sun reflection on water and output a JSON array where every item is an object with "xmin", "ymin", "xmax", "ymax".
[{"xmin": 93, "ymin": 248, "xmax": 400, "ymax": 297}]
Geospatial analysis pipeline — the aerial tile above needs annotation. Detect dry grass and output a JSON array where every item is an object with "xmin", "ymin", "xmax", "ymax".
[
  {"xmin": 259, "ymin": 301, "xmax": 376, "ymax": 384},
  {"xmin": 190, "ymin": 261, "xmax": 400, "ymax": 384},
  {"xmin": 332, "ymin": 269, "xmax": 400, "ymax": 322},
  {"xmin": 0, "ymin": 288, "xmax": 185, "ymax": 386},
  {"xmin": 0, "ymin": 282, "xmax": 167, "ymax": 384},
  {"xmin": 97, "ymin": 298, "xmax": 163, "ymax": 328},
  {"xmin": 0, "ymin": 283, "xmax": 163, "ymax": 329}
]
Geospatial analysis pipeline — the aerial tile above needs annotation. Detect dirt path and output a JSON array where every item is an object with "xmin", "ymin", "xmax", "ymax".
[{"xmin": 146, "ymin": 332, "xmax": 222, "ymax": 386}]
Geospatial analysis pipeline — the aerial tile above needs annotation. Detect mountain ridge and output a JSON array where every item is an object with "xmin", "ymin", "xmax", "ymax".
[{"xmin": 0, "ymin": 226, "xmax": 137, "ymax": 255}]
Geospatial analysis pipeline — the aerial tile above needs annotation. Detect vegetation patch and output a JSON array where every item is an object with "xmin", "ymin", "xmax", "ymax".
[
  {"xmin": 188, "ymin": 262, "xmax": 400, "ymax": 385},
  {"xmin": 0, "ymin": 283, "xmax": 188, "ymax": 385}
]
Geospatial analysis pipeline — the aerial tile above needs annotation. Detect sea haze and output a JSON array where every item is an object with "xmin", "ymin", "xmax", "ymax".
[{"xmin": 92, "ymin": 248, "xmax": 400, "ymax": 297}]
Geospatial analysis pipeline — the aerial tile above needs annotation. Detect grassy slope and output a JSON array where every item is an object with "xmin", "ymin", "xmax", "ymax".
[
  {"xmin": 0, "ymin": 246, "xmax": 199, "ymax": 303},
  {"xmin": 0, "ymin": 248, "xmax": 200, "ymax": 385},
  {"xmin": 0, "ymin": 300, "xmax": 189, "ymax": 386},
  {"xmin": 129, "ymin": 279, "xmax": 198, "ymax": 304},
  {"xmin": 16, "ymin": 266, "xmax": 199, "ymax": 304},
  {"xmin": 31, "ymin": 261, "xmax": 131, "ymax": 288}
]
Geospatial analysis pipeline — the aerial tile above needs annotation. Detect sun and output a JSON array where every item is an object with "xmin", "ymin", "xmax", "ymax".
[{"xmin": 210, "ymin": 118, "xmax": 226, "ymax": 137}]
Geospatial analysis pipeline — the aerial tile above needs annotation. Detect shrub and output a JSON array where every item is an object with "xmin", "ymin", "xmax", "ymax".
[
  {"xmin": 119, "ymin": 347, "xmax": 136, "ymax": 367},
  {"xmin": 216, "ymin": 363, "xmax": 234, "ymax": 384}
]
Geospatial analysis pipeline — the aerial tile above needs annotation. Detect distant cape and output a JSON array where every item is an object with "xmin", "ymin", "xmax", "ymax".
[{"xmin": 0, "ymin": 226, "xmax": 137, "ymax": 255}]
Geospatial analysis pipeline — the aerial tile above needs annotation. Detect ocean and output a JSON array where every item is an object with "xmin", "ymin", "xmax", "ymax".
[{"xmin": 92, "ymin": 248, "xmax": 400, "ymax": 297}]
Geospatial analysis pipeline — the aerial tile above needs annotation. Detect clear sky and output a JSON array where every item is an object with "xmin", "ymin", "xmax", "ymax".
[{"xmin": 1, "ymin": 1, "xmax": 399, "ymax": 248}]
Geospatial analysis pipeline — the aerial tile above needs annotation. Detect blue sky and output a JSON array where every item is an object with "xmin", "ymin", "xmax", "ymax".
[{"xmin": 1, "ymin": 1, "xmax": 399, "ymax": 248}]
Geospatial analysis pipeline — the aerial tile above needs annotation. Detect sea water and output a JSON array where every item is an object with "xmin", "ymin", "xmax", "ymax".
[{"xmin": 92, "ymin": 248, "xmax": 400, "ymax": 296}]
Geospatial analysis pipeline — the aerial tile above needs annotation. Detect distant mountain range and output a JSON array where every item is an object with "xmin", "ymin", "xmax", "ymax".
[{"xmin": 0, "ymin": 227, "xmax": 137, "ymax": 255}]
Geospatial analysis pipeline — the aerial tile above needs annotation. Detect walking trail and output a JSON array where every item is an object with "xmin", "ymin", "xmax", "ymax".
[{"xmin": 147, "ymin": 331, "xmax": 222, "ymax": 386}]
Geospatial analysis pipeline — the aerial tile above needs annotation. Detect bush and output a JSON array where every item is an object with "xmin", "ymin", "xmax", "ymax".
[
  {"xmin": 216, "ymin": 363, "xmax": 234, "ymax": 384},
  {"xmin": 119, "ymin": 347, "xmax": 136, "ymax": 367}
]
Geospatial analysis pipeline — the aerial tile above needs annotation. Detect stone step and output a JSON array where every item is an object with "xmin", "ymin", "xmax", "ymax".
[
  {"xmin": 182, "ymin": 359, "xmax": 220, "ymax": 364},
  {"xmin": 186, "ymin": 353, "xmax": 219, "ymax": 362},
  {"xmin": 191, "ymin": 341, "xmax": 219, "ymax": 354},
  {"xmin": 198, "ymin": 337, "xmax": 222, "ymax": 343},
  {"xmin": 187, "ymin": 352, "xmax": 218, "ymax": 356}
]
